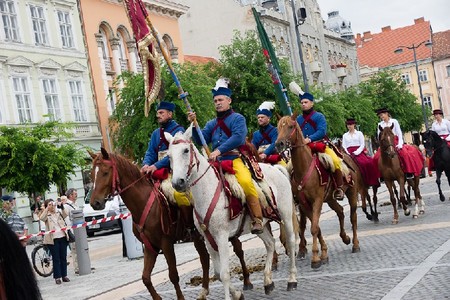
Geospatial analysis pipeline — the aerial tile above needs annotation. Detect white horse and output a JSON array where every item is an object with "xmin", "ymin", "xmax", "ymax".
[{"xmin": 166, "ymin": 125, "xmax": 297, "ymax": 300}]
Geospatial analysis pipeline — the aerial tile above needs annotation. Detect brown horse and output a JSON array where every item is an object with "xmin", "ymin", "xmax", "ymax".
[
  {"xmin": 88, "ymin": 148, "xmax": 254, "ymax": 300},
  {"xmin": 377, "ymin": 126, "xmax": 424, "ymax": 224},
  {"xmin": 275, "ymin": 115, "xmax": 361, "ymax": 269}
]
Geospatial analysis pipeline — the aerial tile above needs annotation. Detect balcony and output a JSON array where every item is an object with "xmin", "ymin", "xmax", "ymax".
[{"xmin": 73, "ymin": 122, "xmax": 101, "ymax": 138}]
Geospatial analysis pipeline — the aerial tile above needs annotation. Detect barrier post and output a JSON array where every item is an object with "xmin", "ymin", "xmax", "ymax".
[{"xmin": 72, "ymin": 210, "xmax": 91, "ymax": 275}]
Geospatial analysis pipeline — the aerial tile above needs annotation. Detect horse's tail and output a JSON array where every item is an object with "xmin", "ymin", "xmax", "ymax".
[{"xmin": 274, "ymin": 164, "xmax": 289, "ymax": 179}]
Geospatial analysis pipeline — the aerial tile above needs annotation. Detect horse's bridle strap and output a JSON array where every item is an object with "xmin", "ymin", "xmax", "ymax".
[{"xmin": 135, "ymin": 181, "xmax": 160, "ymax": 255}]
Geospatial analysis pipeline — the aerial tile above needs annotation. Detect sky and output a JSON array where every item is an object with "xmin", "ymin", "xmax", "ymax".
[{"xmin": 316, "ymin": 0, "xmax": 450, "ymax": 35}]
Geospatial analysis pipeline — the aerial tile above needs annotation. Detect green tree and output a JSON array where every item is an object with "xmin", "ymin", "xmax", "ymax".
[{"xmin": 0, "ymin": 121, "xmax": 87, "ymax": 196}]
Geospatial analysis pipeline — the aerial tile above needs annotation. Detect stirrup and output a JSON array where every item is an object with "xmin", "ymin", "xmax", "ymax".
[{"xmin": 251, "ymin": 219, "xmax": 263, "ymax": 235}]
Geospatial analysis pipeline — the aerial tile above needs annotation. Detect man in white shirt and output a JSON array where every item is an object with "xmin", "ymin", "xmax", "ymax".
[{"xmin": 65, "ymin": 188, "xmax": 79, "ymax": 274}]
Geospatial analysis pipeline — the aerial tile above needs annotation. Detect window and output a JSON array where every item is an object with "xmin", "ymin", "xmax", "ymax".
[
  {"xmin": 446, "ymin": 65, "xmax": 450, "ymax": 77},
  {"xmin": 0, "ymin": 0, "xmax": 20, "ymax": 42},
  {"xmin": 423, "ymin": 96, "xmax": 432, "ymax": 109},
  {"xmin": 42, "ymin": 79, "xmax": 61, "ymax": 121},
  {"xmin": 418, "ymin": 69, "xmax": 428, "ymax": 82},
  {"xmin": 401, "ymin": 73, "xmax": 411, "ymax": 85},
  {"xmin": 57, "ymin": 11, "xmax": 74, "ymax": 48},
  {"xmin": 12, "ymin": 77, "xmax": 32, "ymax": 123},
  {"xmin": 30, "ymin": 5, "xmax": 48, "ymax": 45},
  {"xmin": 68, "ymin": 80, "xmax": 87, "ymax": 122}
]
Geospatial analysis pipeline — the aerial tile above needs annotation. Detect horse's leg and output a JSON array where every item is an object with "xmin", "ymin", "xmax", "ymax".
[
  {"xmin": 310, "ymin": 198, "xmax": 324, "ymax": 269},
  {"xmin": 398, "ymin": 178, "xmax": 411, "ymax": 217},
  {"xmin": 360, "ymin": 186, "xmax": 373, "ymax": 221},
  {"xmin": 347, "ymin": 187, "xmax": 360, "ymax": 253},
  {"xmin": 385, "ymin": 180, "xmax": 399, "ymax": 224},
  {"xmin": 142, "ymin": 248, "xmax": 161, "ymax": 300},
  {"xmin": 258, "ymin": 225, "xmax": 276, "ymax": 295},
  {"xmin": 192, "ymin": 230, "xmax": 210, "ymax": 300},
  {"xmin": 267, "ymin": 223, "xmax": 279, "ymax": 270},
  {"xmin": 160, "ymin": 239, "xmax": 184, "ymax": 300},
  {"xmin": 230, "ymin": 237, "xmax": 253, "ymax": 290},
  {"xmin": 216, "ymin": 232, "xmax": 240, "ymax": 300},
  {"xmin": 298, "ymin": 207, "xmax": 308, "ymax": 260},
  {"xmin": 372, "ymin": 185, "xmax": 379, "ymax": 222},
  {"xmin": 412, "ymin": 176, "xmax": 425, "ymax": 215},
  {"xmin": 437, "ymin": 170, "xmax": 445, "ymax": 202},
  {"xmin": 327, "ymin": 198, "xmax": 350, "ymax": 245}
]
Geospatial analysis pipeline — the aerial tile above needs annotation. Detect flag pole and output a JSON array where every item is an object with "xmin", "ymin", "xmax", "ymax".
[
  {"xmin": 136, "ymin": 1, "xmax": 210, "ymax": 155},
  {"xmin": 252, "ymin": 7, "xmax": 292, "ymax": 116}
]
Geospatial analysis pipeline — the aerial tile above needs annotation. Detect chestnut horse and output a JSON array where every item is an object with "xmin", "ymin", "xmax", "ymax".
[
  {"xmin": 377, "ymin": 126, "xmax": 424, "ymax": 224},
  {"xmin": 275, "ymin": 115, "xmax": 361, "ymax": 269},
  {"xmin": 88, "ymin": 148, "xmax": 254, "ymax": 300}
]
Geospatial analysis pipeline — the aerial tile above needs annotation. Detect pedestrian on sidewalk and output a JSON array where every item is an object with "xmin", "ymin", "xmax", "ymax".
[
  {"xmin": 39, "ymin": 199, "xmax": 70, "ymax": 285},
  {"xmin": 64, "ymin": 189, "xmax": 79, "ymax": 274}
]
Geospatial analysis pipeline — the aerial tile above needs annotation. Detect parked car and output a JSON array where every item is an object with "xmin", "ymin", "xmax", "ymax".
[{"xmin": 83, "ymin": 190, "xmax": 122, "ymax": 237}]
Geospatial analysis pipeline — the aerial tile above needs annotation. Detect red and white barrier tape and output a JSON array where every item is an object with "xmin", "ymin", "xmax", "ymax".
[{"xmin": 19, "ymin": 212, "xmax": 132, "ymax": 240}]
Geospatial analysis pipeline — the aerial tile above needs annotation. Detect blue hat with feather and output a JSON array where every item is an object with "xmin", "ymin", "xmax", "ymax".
[
  {"xmin": 256, "ymin": 101, "xmax": 275, "ymax": 117},
  {"xmin": 211, "ymin": 78, "xmax": 232, "ymax": 98}
]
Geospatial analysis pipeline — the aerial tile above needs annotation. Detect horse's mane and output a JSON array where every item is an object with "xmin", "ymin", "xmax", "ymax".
[{"xmin": 99, "ymin": 152, "xmax": 151, "ymax": 188}]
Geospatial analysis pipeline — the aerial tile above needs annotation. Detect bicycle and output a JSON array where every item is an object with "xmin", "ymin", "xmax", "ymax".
[{"xmin": 31, "ymin": 237, "xmax": 53, "ymax": 277}]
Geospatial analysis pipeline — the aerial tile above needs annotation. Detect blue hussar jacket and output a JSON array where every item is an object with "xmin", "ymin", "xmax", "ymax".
[
  {"xmin": 251, "ymin": 124, "xmax": 278, "ymax": 155},
  {"xmin": 296, "ymin": 110, "xmax": 327, "ymax": 142},
  {"xmin": 143, "ymin": 120, "xmax": 185, "ymax": 169},
  {"xmin": 193, "ymin": 110, "xmax": 247, "ymax": 161}
]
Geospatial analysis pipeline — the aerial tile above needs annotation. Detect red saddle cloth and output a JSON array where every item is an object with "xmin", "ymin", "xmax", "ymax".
[
  {"xmin": 212, "ymin": 160, "xmax": 242, "ymax": 220},
  {"xmin": 264, "ymin": 154, "xmax": 282, "ymax": 164},
  {"xmin": 347, "ymin": 146, "xmax": 380, "ymax": 186}
]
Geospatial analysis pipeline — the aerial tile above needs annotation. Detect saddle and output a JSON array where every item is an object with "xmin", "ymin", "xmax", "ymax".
[{"xmin": 213, "ymin": 160, "xmax": 282, "ymax": 223}]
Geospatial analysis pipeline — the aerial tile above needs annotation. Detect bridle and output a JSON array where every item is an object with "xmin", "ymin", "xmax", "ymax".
[
  {"xmin": 277, "ymin": 119, "xmax": 307, "ymax": 153},
  {"xmin": 379, "ymin": 134, "xmax": 396, "ymax": 159}
]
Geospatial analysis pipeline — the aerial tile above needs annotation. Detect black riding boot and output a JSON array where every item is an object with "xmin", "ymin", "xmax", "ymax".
[{"xmin": 332, "ymin": 169, "xmax": 345, "ymax": 200}]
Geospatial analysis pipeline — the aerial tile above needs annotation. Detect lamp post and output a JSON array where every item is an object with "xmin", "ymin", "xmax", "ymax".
[
  {"xmin": 394, "ymin": 40, "xmax": 432, "ymax": 130},
  {"xmin": 290, "ymin": 0, "xmax": 309, "ymax": 93}
]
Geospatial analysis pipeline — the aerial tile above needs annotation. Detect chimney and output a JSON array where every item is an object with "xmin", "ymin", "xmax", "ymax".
[
  {"xmin": 414, "ymin": 17, "xmax": 425, "ymax": 24},
  {"xmin": 381, "ymin": 26, "xmax": 391, "ymax": 32},
  {"xmin": 363, "ymin": 31, "xmax": 372, "ymax": 41}
]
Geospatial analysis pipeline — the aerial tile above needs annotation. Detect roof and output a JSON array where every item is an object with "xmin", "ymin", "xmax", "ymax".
[
  {"xmin": 183, "ymin": 55, "xmax": 218, "ymax": 64},
  {"xmin": 356, "ymin": 17, "xmax": 432, "ymax": 68},
  {"xmin": 432, "ymin": 30, "xmax": 450, "ymax": 60}
]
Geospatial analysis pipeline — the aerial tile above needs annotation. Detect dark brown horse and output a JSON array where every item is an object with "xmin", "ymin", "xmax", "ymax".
[
  {"xmin": 88, "ymin": 148, "xmax": 254, "ymax": 300},
  {"xmin": 275, "ymin": 115, "xmax": 361, "ymax": 269},
  {"xmin": 377, "ymin": 126, "xmax": 424, "ymax": 224}
]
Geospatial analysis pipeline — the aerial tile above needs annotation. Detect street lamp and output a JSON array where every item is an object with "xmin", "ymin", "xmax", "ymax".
[
  {"xmin": 394, "ymin": 40, "xmax": 433, "ymax": 130},
  {"xmin": 290, "ymin": 0, "xmax": 309, "ymax": 93}
]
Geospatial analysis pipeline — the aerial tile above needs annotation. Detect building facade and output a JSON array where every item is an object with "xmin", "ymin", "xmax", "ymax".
[
  {"xmin": 177, "ymin": 0, "xmax": 359, "ymax": 91},
  {"xmin": 78, "ymin": 0, "xmax": 188, "ymax": 152},
  {"xmin": 0, "ymin": 0, "xmax": 102, "ymax": 219},
  {"xmin": 432, "ymin": 30, "xmax": 450, "ymax": 118}
]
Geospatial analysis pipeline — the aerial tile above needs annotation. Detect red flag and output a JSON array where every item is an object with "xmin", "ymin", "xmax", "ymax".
[{"xmin": 123, "ymin": 0, "xmax": 161, "ymax": 116}]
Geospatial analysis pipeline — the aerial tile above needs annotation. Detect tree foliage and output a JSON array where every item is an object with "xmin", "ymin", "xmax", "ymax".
[{"xmin": 0, "ymin": 122, "xmax": 87, "ymax": 196}]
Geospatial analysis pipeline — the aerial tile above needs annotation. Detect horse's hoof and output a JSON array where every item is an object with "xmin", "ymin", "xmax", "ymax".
[
  {"xmin": 392, "ymin": 219, "xmax": 398, "ymax": 225},
  {"xmin": 243, "ymin": 283, "xmax": 253, "ymax": 290},
  {"xmin": 352, "ymin": 247, "xmax": 361, "ymax": 253},
  {"xmin": 419, "ymin": 210, "xmax": 425, "ymax": 215},
  {"xmin": 366, "ymin": 214, "xmax": 373, "ymax": 221},
  {"xmin": 298, "ymin": 252, "xmax": 306, "ymax": 260},
  {"xmin": 343, "ymin": 236, "xmax": 351, "ymax": 245},
  {"xmin": 264, "ymin": 282, "xmax": 275, "ymax": 295},
  {"xmin": 238, "ymin": 292, "xmax": 245, "ymax": 300},
  {"xmin": 440, "ymin": 195, "xmax": 445, "ymax": 202},
  {"xmin": 272, "ymin": 264, "xmax": 278, "ymax": 271},
  {"xmin": 311, "ymin": 260, "xmax": 322, "ymax": 269},
  {"xmin": 321, "ymin": 257, "xmax": 329, "ymax": 264},
  {"xmin": 404, "ymin": 209, "xmax": 411, "ymax": 216},
  {"xmin": 287, "ymin": 282, "xmax": 297, "ymax": 291}
]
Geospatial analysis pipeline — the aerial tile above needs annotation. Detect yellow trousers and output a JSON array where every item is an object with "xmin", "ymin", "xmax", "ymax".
[
  {"xmin": 324, "ymin": 146, "xmax": 341, "ymax": 170},
  {"xmin": 232, "ymin": 158, "xmax": 258, "ymax": 198}
]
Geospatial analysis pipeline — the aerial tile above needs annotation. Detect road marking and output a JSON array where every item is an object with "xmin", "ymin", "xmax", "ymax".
[{"xmin": 382, "ymin": 238, "xmax": 450, "ymax": 300}]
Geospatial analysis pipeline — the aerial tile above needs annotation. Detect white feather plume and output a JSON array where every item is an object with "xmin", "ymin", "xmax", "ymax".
[
  {"xmin": 258, "ymin": 101, "xmax": 275, "ymax": 111},
  {"xmin": 213, "ymin": 78, "xmax": 230, "ymax": 91},
  {"xmin": 289, "ymin": 81, "xmax": 304, "ymax": 97}
]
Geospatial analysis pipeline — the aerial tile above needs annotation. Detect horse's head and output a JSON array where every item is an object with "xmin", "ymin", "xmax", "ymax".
[
  {"xmin": 166, "ymin": 124, "xmax": 199, "ymax": 192},
  {"xmin": 378, "ymin": 125, "xmax": 396, "ymax": 158},
  {"xmin": 422, "ymin": 130, "xmax": 442, "ymax": 156},
  {"xmin": 275, "ymin": 114, "xmax": 301, "ymax": 153},
  {"xmin": 88, "ymin": 147, "xmax": 116, "ymax": 210}
]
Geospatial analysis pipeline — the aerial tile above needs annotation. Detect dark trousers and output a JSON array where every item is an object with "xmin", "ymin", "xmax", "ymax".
[{"xmin": 48, "ymin": 237, "xmax": 68, "ymax": 279}]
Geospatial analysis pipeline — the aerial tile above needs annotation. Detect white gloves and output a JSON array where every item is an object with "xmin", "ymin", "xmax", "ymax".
[
  {"xmin": 353, "ymin": 149, "xmax": 362, "ymax": 156},
  {"xmin": 446, "ymin": 135, "xmax": 450, "ymax": 141},
  {"xmin": 396, "ymin": 144, "xmax": 403, "ymax": 150}
]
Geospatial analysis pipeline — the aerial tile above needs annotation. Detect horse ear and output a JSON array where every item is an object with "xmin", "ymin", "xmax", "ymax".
[
  {"xmin": 101, "ymin": 147, "xmax": 109, "ymax": 160},
  {"xmin": 275, "ymin": 112, "xmax": 282, "ymax": 122},
  {"xmin": 88, "ymin": 150, "xmax": 96, "ymax": 160},
  {"xmin": 390, "ymin": 124, "xmax": 394, "ymax": 130},
  {"xmin": 378, "ymin": 125, "xmax": 383, "ymax": 132},
  {"xmin": 185, "ymin": 123, "xmax": 193, "ymax": 140},
  {"xmin": 164, "ymin": 131, "xmax": 174, "ymax": 144},
  {"xmin": 292, "ymin": 111, "xmax": 298, "ymax": 120}
]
